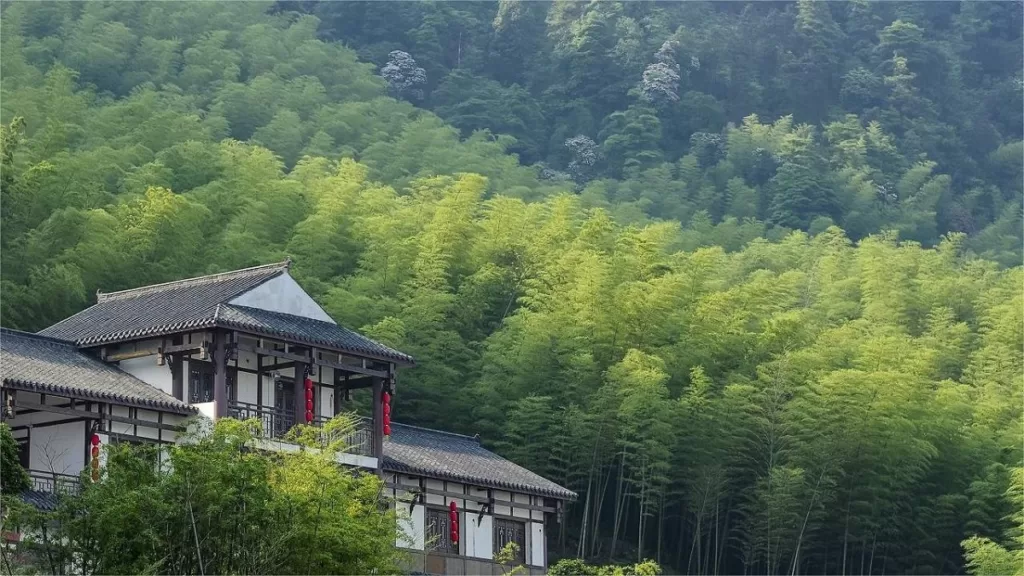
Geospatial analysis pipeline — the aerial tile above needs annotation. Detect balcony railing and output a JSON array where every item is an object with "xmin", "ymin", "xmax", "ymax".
[
  {"xmin": 228, "ymin": 400, "xmax": 295, "ymax": 438},
  {"xmin": 227, "ymin": 401, "xmax": 373, "ymax": 457},
  {"xmin": 27, "ymin": 470, "xmax": 81, "ymax": 496}
]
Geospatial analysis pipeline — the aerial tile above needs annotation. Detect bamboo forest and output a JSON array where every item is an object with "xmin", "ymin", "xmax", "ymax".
[{"xmin": 0, "ymin": 2, "xmax": 1021, "ymax": 575}]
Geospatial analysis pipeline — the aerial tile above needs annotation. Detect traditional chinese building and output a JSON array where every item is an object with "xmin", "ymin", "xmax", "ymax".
[{"xmin": 1, "ymin": 261, "xmax": 574, "ymax": 574}]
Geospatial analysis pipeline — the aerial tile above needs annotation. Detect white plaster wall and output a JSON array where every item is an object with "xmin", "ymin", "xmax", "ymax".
[
  {"xmin": 513, "ymin": 493, "xmax": 531, "ymax": 519},
  {"xmin": 195, "ymin": 402, "xmax": 216, "ymax": 421},
  {"xmin": 119, "ymin": 356, "xmax": 173, "ymax": 396},
  {"xmin": 469, "ymin": 515, "xmax": 493, "ymax": 560},
  {"xmin": 237, "ymin": 370, "xmax": 259, "ymax": 404},
  {"xmin": 530, "ymin": 522, "xmax": 545, "ymax": 567},
  {"xmin": 30, "ymin": 421, "xmax": 85, "ymax": 475},
  {"xmin": 229, "ymin": 273, "xmax": 335, "ymax": 323},
  {"xmin": 396, "ymin": 503, "xmax": 425, "ymax": 550}
]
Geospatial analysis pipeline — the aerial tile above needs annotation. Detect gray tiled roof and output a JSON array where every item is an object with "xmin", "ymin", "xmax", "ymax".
[
  {"xmin": 383, "ymin": 423, "xmax": 576, "ymax": 500},
  {"xmin": 37, "ymin": 262, "xmax": 414, "ymax": 365},
  {"xmin": 19, "ymin": 489, "xmax": 59, "ymax": 511},
  {"xmin": 1, "ymin": 329, "xmax": 195, "ymax": 414},
  {"xmin": 217, "ymin": 305, "xmax": 414, "ymax": 365},
  {"xmin": 40, "ymin": 262, "xmax": 291, "ymax": 346}
]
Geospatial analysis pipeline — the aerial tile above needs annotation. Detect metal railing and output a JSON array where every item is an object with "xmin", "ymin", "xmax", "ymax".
[
  {"xmin": 228, "ymin": 400, "xmax": 295, "ymax": 438},
  {"xmin": 228, "ymin": 402, "xmax": 373, "ymax": 457},
  {"xmin": 27, "ymin": 470, "xmax": 81, "ymax": 496}
]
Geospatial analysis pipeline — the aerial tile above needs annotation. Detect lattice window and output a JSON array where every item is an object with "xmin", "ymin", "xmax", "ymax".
[
  {"xmin": 189, "ymin": 360, "xmax": 236, "ymax": 404},
  {"xmin": 493, "ymin": 517, "xmax": 526, "ymax": 564},
  {"xmin": 425, "ymin": 507, "xmax": 458, "ymax": 554}
]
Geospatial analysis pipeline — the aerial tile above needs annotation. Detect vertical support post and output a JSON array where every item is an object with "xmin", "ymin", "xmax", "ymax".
[
  {"xmin": 294, "ymin": 360, "xmax": 307, "ymax": 426},
  {"xmin": 214, "ymin": 331, "xmax": 227, "ymax": 419},
  {"xmin": 372, "ymin": 375, "xmax": 384, "ymax": 471},
  {"xmin": 170, "ymin": 353, "xmax": 184, "ymax": 402},
  {"xmin": 256, "ymin": 354, "xmax": 263, "ymax": 409}
]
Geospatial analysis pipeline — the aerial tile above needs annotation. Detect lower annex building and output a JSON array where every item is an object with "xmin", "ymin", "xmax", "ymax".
[{"xmin": 1, "ymin": 261, "xmax": 574, "ymax": 575}]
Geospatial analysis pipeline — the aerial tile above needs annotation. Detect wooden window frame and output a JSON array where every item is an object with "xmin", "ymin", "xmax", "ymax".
[
  {"xmin": 425, "ymin": 506, "xmax": 459, "ymax": 555},
  {"xmin": 493, "ymin": 517, "xmax": 526, "ymax": 565},
  {"xmin": 189, "ymin": 360, "xmax": 237, "ymax": 404}
]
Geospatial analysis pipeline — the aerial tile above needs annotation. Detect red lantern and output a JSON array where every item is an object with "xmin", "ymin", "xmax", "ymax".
[
  {"xmin": 383, "ymin": 403, "xmax": 391, "ymax": 416},
  {"xmin": 383, "ymin": 423, "xmax": 391, "ymax": 436},
  {"xmin": 382, "ymin": 391, "xmax": 391, "ymax": 405},
  {"xmin": 449, "ymin": 501, "xmax": 459, "ymax": 544},
  {"xmin": 305, "ymin": 410, "xmax": 313, "ymax": 422},
  {"xmin": 306, "ymin": 400, "xmax": 314, "ymax": 411},
  {"xmin": 89, "ymin": 434, "xmax": 102, "ymax": 482},
  {"xmin": 305, "ymin": 389, "xmax": 313, "ymax": 401}
]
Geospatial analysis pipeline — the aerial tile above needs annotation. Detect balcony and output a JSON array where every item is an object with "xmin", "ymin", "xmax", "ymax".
[
  {"xmin": 27, "ymin": 470, "xmax": 81, "ymax": 496},
  {"xmin": 227, "ymin": 401, "xmax": 374, "ymax": 457}
]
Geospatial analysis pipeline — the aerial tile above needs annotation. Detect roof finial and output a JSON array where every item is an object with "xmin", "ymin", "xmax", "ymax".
[{"xmin": 284, "ymin": 257, "xmax": 292, "ymax": 269}]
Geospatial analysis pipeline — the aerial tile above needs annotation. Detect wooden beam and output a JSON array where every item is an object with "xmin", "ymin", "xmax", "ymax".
[
  {"xmin": 106, "ymin": 342, "xmax": 205, "ymax": 362},
  {"xmin": 16, "ymin": 402, "xmax": 183, "ymax": 432},
  {"xmin": 234, "ymin": 343, "xmax": 388, "ymax": 379},
  {"xmin": 382, "ymin": 483, "xmax": 557, "ymax": 514},
  {"xmin": 256, "ymin": 354, "xmax": 263, "ymax": 409},
  {"xmin": 372, "ymin": 376, "xmax": 384, "ymax": 472},
  {"xmin": 214, "ymin": 331, "xmax": 228, "ymax": 418},
  {"xmin": 294, "ymin": 360, "xmax": 307, "ymax": 426},
  {"xmin": 170, "ymin": 353, "xmax": 183, "ymax": 401}
]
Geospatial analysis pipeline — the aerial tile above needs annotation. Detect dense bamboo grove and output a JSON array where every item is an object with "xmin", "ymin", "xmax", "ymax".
[{"xmin": 0, "ymin": 2, "xmax": 1021, "ymax": 574}]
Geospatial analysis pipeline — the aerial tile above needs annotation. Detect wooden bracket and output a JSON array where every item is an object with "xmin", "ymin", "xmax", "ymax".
[
  {"xmin": 477, "ymin": 490, "xmax": 494, "ymax": 525},
  {"xmin": 408, "ymin": 489, "xmax": 425, "ymax": 514}
]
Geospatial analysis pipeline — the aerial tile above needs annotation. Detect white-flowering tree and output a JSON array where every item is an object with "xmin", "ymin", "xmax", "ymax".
[
  {"xmin": 380, "ymin": 50, "xmax": 426, "ymax": 101},
  {"xmin": 639, "ymin": 40, "xmax": 681, "ymax": 107},
  {"xmin": 564, "ymin": 135, "xmax": 599, "ymax": 188}
]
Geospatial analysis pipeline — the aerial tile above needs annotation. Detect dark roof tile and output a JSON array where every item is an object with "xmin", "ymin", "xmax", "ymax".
[
  {"xmin": 36, "ymin": 263, "xmax": 414, "ymax": 364},
  {"xmin": 217, "ymin": 304, "xmax": 414, "ymax": 365},
  {"xmin": 1, "ymin": 329, "xmax": 195, "ymax": 414},
  {"xmin": 382, "ymin": 423, "xmax": 575, "ymax": 500},
  {"xmin": 39, "ymin": 262, "xmax": 290, "ymax": 345}
]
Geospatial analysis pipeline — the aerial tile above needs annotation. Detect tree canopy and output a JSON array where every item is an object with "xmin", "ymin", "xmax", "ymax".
[{"xmin": 0, "ymin": 2, "xmax": 1021, "ymax": 574}]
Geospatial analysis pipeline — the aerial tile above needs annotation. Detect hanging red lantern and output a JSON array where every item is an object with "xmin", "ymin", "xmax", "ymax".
[
  {"xmin": 449, "ymin": 501, "xmax": 459, "ymax": 545},
  {"xmin": 381, "ymin": 388, "xmax": 392, "ymax": 437},
  {"xmin": 304, "ymin": 367, "xmax": 314, "ymax": 423},
  {"xmin": 89, "ymin": 434, "xmax": 101, "ymax": 482}
]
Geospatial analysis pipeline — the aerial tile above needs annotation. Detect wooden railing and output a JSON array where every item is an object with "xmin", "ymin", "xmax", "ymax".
[
  {"xmin": 27, "ymin": 470, "xmax": 81, "ymax": 496},
  {"xmin": 228, "ymin": 402, "xmax": 373, "ymax": 457}
]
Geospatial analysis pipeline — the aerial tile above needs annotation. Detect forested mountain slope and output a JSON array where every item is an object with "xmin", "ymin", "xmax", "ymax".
[
  {"xmin": 0, "ymin": 2, "xmax": 1021, "ymax": 575},
  {"xmin": 299, "ymin": 0, "xmax": 1023, "ymax": 263}
]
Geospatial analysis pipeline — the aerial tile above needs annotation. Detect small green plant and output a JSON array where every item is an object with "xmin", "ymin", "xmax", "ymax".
[{"xmin": 495, "ymin": 541, "xmax": 526, "ymax": 575}]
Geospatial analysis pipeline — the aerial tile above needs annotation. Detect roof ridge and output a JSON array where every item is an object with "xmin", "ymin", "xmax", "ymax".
[
  {"xmin": 97, "ymin": 261, "xmax": 290, "ymax": 302},
  {"xmin": 392, "ymin": 422, "xmax": 481, "ymax": 443},
  {"xmin": 2, "ymin": 327, "xmax": 76, "ymax": 347}
]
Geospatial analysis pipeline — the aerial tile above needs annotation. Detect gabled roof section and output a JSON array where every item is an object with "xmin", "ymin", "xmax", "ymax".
[
  {"xmin": 0, "ymin": 329, "xmax": 195, "ymax": 414},
  {"xmin": 382, "ymin": 423, "xmax": 576, "ymax": 500},
  {"xmin": 217, "ymin": 305, "xmax": 414, "ymax": 365},
  {"xmin": 37, "ymin": 262, "xmax": 415, "ymax": 365},
  {"xmin": 40, "ymin": 262, "xmax": 290, "ymax": 345}
]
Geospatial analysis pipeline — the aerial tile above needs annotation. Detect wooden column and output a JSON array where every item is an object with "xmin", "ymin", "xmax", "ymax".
[
  {"xmin": 256, "ymin": 354, "xmax": 263, "ymax": 409},
  {"xmin": 170, "ymin": 353, "xmax": 184, "ymax": 402},
  {"xmin": 372, "ymin": 375, "xmax": 384, "ymax": 470},
  {"xmin": 213, "ymin": 332, "xmax": 227, "ymax": 419},
  {"xmin": 294, "ymin": 360, "xmax": 307, "ymax": 426}
]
